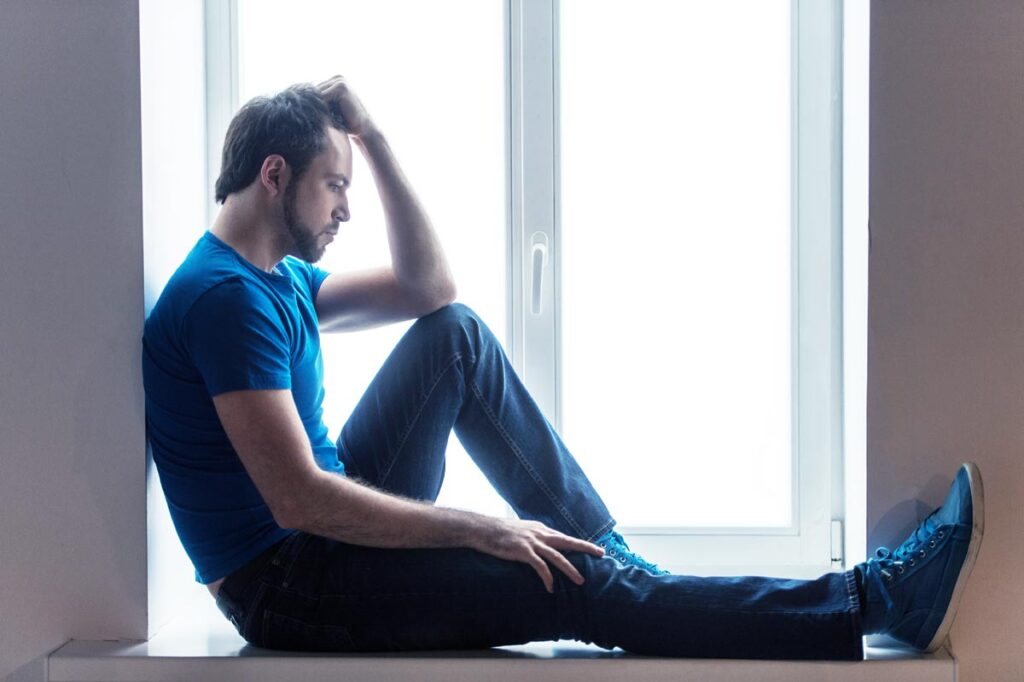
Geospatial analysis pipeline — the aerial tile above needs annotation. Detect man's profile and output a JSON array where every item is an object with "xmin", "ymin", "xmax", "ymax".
[{"xmin": 142, "ymin": 75, "xmax": 984, "ymax": 658}]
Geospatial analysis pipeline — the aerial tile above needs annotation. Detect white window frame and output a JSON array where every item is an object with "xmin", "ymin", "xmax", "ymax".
[
  {"xmin": 206, "ymin": 0, "xmax": 846, "ymax": 577},
  {"xmin": 507, "ymin": 0, "xmax": 845, "ymax": 577}
]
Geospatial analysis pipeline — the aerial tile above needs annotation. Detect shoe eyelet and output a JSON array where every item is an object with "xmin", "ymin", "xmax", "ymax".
[
  {"xmin": 908, "ymin": 558, "xmax": 915, "ymax": 567},
  {"xmin": 919, "ymin": 549, "xmax": 926, "ymax": 558},
  {"xmin": 897, "ymin": 566, "xmax": 904, "ymax": 575},
  {"xmin": 928, "ymin": 539, "xmax": 936, "ymax": 548},
  {"xmin": 938, "ymin": 531, "xmax": 945, "ymax": 539},
  {"xmin": 609, "ymin": 550, "xmax": 616, "ymax": 557}
]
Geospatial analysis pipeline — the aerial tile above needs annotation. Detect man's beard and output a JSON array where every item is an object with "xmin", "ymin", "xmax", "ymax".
[{"xmin": 282, "ymin": 180, "xmax": 325, "ymax": 263}]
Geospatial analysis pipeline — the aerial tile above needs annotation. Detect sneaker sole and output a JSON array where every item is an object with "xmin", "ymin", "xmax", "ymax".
[{"xmin": 923, "ymin": 461, "xmax": 985, "ymax": 653}]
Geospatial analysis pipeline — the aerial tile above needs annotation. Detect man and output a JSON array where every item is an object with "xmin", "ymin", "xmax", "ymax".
[{"xmin": 143, "ymin": 76, "xmax": 984, "ymax": 658}]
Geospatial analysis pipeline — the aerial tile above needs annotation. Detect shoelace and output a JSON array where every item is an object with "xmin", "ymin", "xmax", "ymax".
[
  {"xmin": 599, "ymin": 531, "xmax": 668, "ymax": 575},
  {"xmin": 864, "ymin": 511, "xmax": 945, "ymax": 611}
]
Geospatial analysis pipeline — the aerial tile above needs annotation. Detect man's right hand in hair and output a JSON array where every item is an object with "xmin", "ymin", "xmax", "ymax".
[{"xmin": 317, "ymin": 74, "xmax": 376, "ymax": 139}]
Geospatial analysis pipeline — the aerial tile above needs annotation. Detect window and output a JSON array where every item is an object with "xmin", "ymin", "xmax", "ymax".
[{"xmin": 210, "ymin": 0, "xmax": 845, "ymax": 576}]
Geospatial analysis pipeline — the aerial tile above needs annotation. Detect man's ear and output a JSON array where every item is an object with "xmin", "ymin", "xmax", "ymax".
[{"xmin": 259, "ymin": 154, "xmax": 290, "ymax": 197}]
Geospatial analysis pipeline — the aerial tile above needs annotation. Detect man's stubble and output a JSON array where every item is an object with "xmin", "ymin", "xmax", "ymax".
[{"xmin": 282, "ymin": 176, "xmax": 326, "ymax": 264}]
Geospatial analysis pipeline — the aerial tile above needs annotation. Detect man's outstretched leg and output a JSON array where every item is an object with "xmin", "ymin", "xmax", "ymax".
[{"xmin": 225, "ymin": 462, "xmax": 982, "ymax": 659}]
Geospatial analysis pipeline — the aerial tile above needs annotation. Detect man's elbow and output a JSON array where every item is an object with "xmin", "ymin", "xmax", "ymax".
[
  {"xmin": 437, "ymin": 279, "xmax": 457, "ymax": 307},
  {"xmin": 415, "ymin": 279, "xmax": 457, "ymax": 316},
  {"xmin": 271, "ymin": 499, "xmax": 306, "ymax": 531},
  {"xmin": 268, "ymin": 478, "xmax": 317, "ymax": 531}
]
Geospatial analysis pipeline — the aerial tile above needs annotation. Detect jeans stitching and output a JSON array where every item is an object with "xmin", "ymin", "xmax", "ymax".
[
  {"xmin": 381, "ymin": 352, "xmax": 464, "ymax": 486},
  {"xmin": 336, "ymin": 432, "xmax": 362, "ymax": 480},
  {"xmin": 588, "ymin": 519, "xmax": 616, "ymax": 544},
  {"xmin": 844, "ymin": 568, "xmax": 860, "ymax": 613},
  {"xmin": 468, "ymin": 377, "xmax": 587, "ymax": 538},
  {"xmin": 241, "ymin": 580, "xmax": 268, "ymax": 644},
  {"xmin": 278, "ymin": 533, "xmax": 311, "ymax": 588}
]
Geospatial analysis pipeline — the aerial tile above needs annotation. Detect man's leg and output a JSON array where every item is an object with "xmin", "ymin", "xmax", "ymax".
[
  {"xmin": 247, "ymin": 534, "xmax": 864, "ymax": 659},
  {"xmin": 335, "ymin": 302, "xmax": 614, "ymax": 542},
  {"xmin": 220, "ymin": 461, "xmax": 982, "ymax": 659}
]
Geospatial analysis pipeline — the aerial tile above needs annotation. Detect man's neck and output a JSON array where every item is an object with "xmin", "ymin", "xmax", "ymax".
[{"xmin": 210, "ymin": 198, "xmax": 287, "ymax": 273}]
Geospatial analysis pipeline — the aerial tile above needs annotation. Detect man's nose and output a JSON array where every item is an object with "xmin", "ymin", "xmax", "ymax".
[{"xmin": 333, "ymin": 205, "xmax": 349, "ymax": 223}]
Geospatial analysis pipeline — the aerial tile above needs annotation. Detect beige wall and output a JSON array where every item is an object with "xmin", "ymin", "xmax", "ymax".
[
  {"xmin": 868, "ymin": 1, "xmax": 1024, "ymax": 679},
  {"xmin": 0, "ymin": 0, "xmax": 147, "ymax": 678}
]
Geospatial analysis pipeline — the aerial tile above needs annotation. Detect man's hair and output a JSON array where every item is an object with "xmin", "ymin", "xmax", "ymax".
[{"xmin": 214, "ymin": 83, "xmax": 347, "ymax": 204}]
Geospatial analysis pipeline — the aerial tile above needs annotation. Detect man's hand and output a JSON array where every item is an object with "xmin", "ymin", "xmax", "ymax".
[
  {"xmin": 317, "ymin": 75, "xmax": 376, "ymax": 139},
  {"xmin": 469, "ymin": 517, "xmax": 606, "ymax": 593}
]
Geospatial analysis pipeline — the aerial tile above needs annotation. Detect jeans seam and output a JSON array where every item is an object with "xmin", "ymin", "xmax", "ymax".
[
  {"xmin": 844, "ymin": 567, "xmax": 860, "ymax": 613},
  {"xmin": 468, "ymin": 377, "xmax": 588, "ymax": 538},
  {"xmin": 381, "ymin": 351, "xmax": 465, "ymax": 486},
  {"xmin": 277, "ymin": 533, "xmax": 310, "ymax": 588},
  {"xmin": 588, "ymin": 519, "xmax": 616, "ymax": 544},
  {"xmin": 240, "ymin": 580, "xmax": 268, "ymax": 644},
  {"xmin": 844, "ymin": 567, "xmax": 866, "ymax": 653}
]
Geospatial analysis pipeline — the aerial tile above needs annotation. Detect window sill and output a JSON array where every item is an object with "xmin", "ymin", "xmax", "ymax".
[{"xmin": 49, "ymin": 598, "xmax": 954, "ymax": 682}]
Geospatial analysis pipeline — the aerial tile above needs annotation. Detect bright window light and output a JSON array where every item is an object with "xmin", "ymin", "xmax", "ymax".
[{"xmin": 559, "ymin": 0, "xmax": 792, "ymax": 527}]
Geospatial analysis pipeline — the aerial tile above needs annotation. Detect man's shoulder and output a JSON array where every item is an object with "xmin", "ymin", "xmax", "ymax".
[
  {"xmin": 163, "ymin": 234, "xmax": 270, "ymax": 303},
  {"xmin": 146, "ymin": 235, "xmax": 263, "ymax": 337}
]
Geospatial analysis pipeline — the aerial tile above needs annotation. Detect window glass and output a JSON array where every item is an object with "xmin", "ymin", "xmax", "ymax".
[{"xmin": 559, "ymin": 0, "xmax": 792, "ymax": 527}]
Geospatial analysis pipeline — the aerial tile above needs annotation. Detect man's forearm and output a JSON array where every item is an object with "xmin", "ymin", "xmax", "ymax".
[
  {"xmin": 291, "ymin": 469, "xmax": 491, "ymax": 550},
  {"xmin": 354, "ymin": 128, "xmax": 456, "ymax": 303},
  {"xmin": 281, "ymin": 445, "xmax": 604, "ymax": 593}
]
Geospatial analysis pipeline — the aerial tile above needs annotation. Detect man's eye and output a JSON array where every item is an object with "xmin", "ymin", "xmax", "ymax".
[{"xmin": 329, "ymin": 184, "xmax": 341, "ymax": 192}]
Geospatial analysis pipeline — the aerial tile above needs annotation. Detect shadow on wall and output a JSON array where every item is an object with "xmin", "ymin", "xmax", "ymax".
[
  {"xmin": 868, "ymin": 472, "xmax": 957, "ymax": 553},
  {"xmin": 5, "ymin": 654, "xmax": 45, "ymax": 682}
]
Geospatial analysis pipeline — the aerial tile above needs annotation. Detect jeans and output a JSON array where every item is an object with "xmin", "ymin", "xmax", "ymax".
[{"xmin": 214, "ymin": 303, "xmax": 865, "ymax": 660}]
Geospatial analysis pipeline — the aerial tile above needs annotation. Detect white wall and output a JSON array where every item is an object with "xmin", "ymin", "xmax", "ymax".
[
  {"xmin": 0, "ymin": 0, "xmax": 147, "ymax": 678},
  {"xmin": 867, "ymin": 2, "xmax": 1024, "ymax": 680}
]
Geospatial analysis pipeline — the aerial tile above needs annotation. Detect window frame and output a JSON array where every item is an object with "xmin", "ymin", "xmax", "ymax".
[
  {"xmin": 507, "ymin": 0, "xmax": 845, "ymax": 576},
  {"xmin": 207, "ymin": 0, "xmax": 847, "ymax": 577}
]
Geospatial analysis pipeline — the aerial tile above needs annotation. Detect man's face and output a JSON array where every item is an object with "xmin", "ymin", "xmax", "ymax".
[{"xmin": 280, "ymin": 126, "xmax": 353, "ymax": 263}]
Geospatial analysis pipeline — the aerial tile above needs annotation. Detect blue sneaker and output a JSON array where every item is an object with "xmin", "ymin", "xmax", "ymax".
[
  {"xmin": 594, "ymin": 530, "xmax": 669, "ymax": 575},
  {"xmin": 860, "ymin": 462, "xmax": 985, "ymax": 652}
]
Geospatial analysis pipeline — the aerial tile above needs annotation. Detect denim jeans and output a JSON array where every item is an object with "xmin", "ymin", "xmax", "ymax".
[{"xmin": 215, "ymin": 303, "xmax": 865, "ymax": 660}]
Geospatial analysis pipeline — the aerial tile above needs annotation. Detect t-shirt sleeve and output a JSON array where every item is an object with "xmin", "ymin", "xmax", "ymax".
[
  {"xmin": 307, "ymin": 262, "xmax": 331, "ymax": 299},
  {"xmin": 183, "ymin": 279, "xmax": 292, "ymax": 397}
]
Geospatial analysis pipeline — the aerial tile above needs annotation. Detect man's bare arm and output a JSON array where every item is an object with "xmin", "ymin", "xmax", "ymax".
[
  {"xmin": 212, "ymin": 389, "xmax": 603, "ymax": 592},
  {"xmin": 314, "ymin": 76, "xmax": 456, "ymax": 332}
]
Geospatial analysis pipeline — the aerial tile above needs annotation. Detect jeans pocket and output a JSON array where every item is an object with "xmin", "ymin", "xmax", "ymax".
[
  {"xmin": 214, "ymin": 591, "xmax": 245, "ymax": 637},
  {"xmin": 216, "ymin": 579, "xmax": 270, "ymax": 645},
  {"xmin": 268, "ymin": 531, "xmax": 311, "ymax": 585},
  {"xmin": 260, "ymin": 610, "xmax": 356, "ymax": 652}
]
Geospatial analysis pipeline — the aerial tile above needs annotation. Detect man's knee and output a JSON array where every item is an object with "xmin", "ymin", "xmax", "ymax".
[
  {"xmin": 415, "ymin": 302, "xmax": 488, "ymax": 340},
  {"xmin": 421, "ymin": 301, "xmax": 479, "ymax": 325}
]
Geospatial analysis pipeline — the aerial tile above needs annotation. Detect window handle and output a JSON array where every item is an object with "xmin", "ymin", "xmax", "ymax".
[{"xmin": 530, "ymin": 232, "xmax": 549, "ymax": 315}]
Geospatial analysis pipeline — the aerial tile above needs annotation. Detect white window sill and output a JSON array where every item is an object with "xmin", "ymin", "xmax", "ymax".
[{"xmin": 49, "ymin": 597, "xmax": 954, "ymax": 682}]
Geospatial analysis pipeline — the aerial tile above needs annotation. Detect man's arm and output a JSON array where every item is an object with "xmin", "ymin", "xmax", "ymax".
[
  {"xmin": 212, "ymin": 388, "xmax": 604, "ymax": 592},
  {"xmin": 314, "ymin": 76, "xmax": 456, "ymax": 332}
]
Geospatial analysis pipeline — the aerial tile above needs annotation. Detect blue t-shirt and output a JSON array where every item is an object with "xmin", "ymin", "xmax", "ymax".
[{"xmin": 142, "ymin": 231, "xmax": 344, "ymax": 584}]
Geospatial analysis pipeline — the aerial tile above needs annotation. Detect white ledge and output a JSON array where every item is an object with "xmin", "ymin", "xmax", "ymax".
[{"xmin": 49, "ymin": 599, "xmax": 955, "ymax": 682}]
